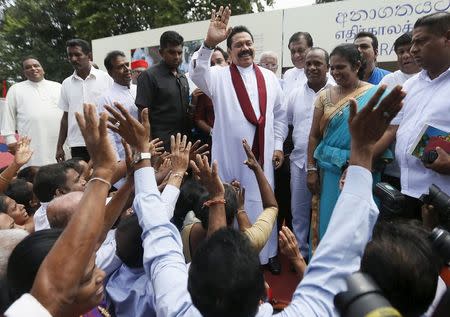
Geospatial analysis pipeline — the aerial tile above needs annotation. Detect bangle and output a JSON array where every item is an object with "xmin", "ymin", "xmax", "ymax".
[
  {"xmin": 203, "ymin": 198, "xmax": 226, "ymax": 207},
  {"xmin": 0, "ymin": 174, "xmax": 9, "ymax": 183},
  {"xmin": 88, "ymin": 177, "xmax": 112, "ymax": 190},
  {"xmin": 237, "ymin": 209, "xmax": 246, "ymax": 215},
  {"xmin": 171, "ymin": 172, "xmax": 184, "ymax": 180}
]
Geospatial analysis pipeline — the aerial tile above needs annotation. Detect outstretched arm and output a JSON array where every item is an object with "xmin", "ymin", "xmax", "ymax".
[{"xmin": 0, "ymin": 137, "xmax": 33, "ymax": 193}]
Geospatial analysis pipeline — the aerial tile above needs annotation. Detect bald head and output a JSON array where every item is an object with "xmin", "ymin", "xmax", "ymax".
[
  {"xmin": 258, "ymin": 51, "xmax": 279, "ymax": 74},
  {"xmin": 0, "ymin": 228, "xmax": 28, "ymax": 278},
  {"xmin": 47, "ymin": 191, "xmax": 83, "ymax": 229}
]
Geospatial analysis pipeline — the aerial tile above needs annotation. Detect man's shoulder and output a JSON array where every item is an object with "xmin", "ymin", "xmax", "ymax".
[
  {"xmin": 376, "ymin": 67, "xmax": 391, "ymax": 76},
  {"xmin": 43, "ymin": 79, "xmax": 62, "ymax": 88}
]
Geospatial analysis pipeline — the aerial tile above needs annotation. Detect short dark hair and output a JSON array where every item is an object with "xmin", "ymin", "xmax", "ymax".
[
  {"xmin": 66, "ymin": 39, "xmax": 91, "ymax": 55},
  {"xmin": 414, "ymin": 12, "xmax": 450, "ymax": 36},
  {"xmin": 21, "ymin": 56, "xmax": 40, "ymax": 67},
  {"xmin": 104, "ymin": 50, "xmax": 126, "ymax": 72},
  {"xmin": 355, "ymin": 31, "xmax": 379, "ymax": 51},
  {"xmin": 160, "ymin": 31, "xmax": 184, "ymax": 50},
  {"xmin": 188, "ymin": 228, "xmax": 265, "ymax": 317},
  {"xmin": 361, "ymin": 220, "xmax": 440, "ymax": 316},
  {"xmin": 197, "ymin": 184, "xmax": 238, "ymax": 230},
  {"xmin": 7, "ymin": 229, "xmax": 62, "ymax": 303},
  {"xmin": 5, "ymin": 179, "xmax": 33, "ymax": 215},
  {"xmin": 64, "ymin": 158, "xmax": 87, "ymax": 176},
  {"xmin": 214, "ymin": 46, "xmax": 226, "ymax": 57},
  {"xmin": 288, "ymin": 31, "xmax": 313, "ymax": 48},
  {"xmin": 393, "ymin": 32, "xmax": 413, "ymax": 53},
  {"xmin": 226, "ymin": 25, "xmax": 254, "ymax": 49},
  {"xmin": 17, "ymin": 166, "xmax": 39, "ymax": 184},
  {"xmin": 115, "ymin": 214, "xmax": 143, "ymax": 268},
  {"xmin": 330, "ymin": 43, "xmax": 366, "ymax": 80},
  {"xmin": 0, "ymin": 195, "xmax": 8, "ymax": 214},
  {"xmin": 33, "ymin": 163, "xmax": 72, "ymax": 203},
  {"xmin": 308, "ymin": 47, "xmax": 330, "ymax": 66}
]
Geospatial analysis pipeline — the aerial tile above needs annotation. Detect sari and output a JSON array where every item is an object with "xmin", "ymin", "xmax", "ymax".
[{"xmin": 310, "ymin": 84, "xmax": 391, "ymax": 249}]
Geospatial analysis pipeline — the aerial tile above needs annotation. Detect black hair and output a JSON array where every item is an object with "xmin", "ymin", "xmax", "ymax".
[
  {"xmin": 355, "ymin": 31, "xmax": 379, "ymax": 51},
  {"xmin": 188, "ymin": 228, "xmax": 265, "ymax": 317},
  {"xmin": 288, "ymin": 31, "xmax": 313, "ymax": 48},
  {"xmin": 308, "ymin": 47, "xmax": 330, "ymax": 66},
  {"xmin": 361, "ymin": 220, "xmax": 440, "ymax": 317},
  {"xmin": 64, "ymin": 158, "xmax": 86, "ymax": 176},
  {"xmin": 160, "ymin": 31, "xmax": 184, "ymax": 50},
  {"xmin": 197, "ymin": 184, "xmax": 238, "ymax": 230},
  {"xmin": 4, "ymin": 179, "xmax": 33, "ymax": 215},
  {"xmin": 21, "ymin": 56, "xmax": 40, "ymax": 67},
  {"xmin": 6, "ymin": 229, "xmax": 63, "ymax": 303},
  {"xmin": 414, "ymin": 12, "xmax": 450, "ymax": 35},
  {"xmin": 393, "ymin": 32, "xmax": 413, "ymax": 53},
  {"xmin": 33, "ymin": 163, "xmax": 73, "ymax": 203},
  {"xmin": 222, "ymin": 51, "xmax": 229, "ymax": 61},
  {"xmin": 0, "ymin": 195, "xmax": 8, "ymax": 214},
  {"xmin": 226, "ymin": 25, "xmax": 254, "ymax": 49},
  {"xmin": 17, "ymin": 166, "xmax": 39, "ymax": 184},
  {"xmin": 66, "ymin": 39, "xmax": 91, "ymax": 55},
  {"xmin": 172, "ymin": 175, "xmax": 207, "ymax": 230},
  {"xmin": 104, "ymin": 50, "xmax": 126, "ymax": 72},
  {"xmin": 330, "ymin": 43, "xmax": 366, "ymax": 80},
  {"xmin": 115, "ymin": 214, "xmax": 143, "ymax": 268}
]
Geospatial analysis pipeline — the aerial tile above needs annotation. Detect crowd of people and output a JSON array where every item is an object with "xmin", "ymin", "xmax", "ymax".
[{"xmin": 0, "ymin": 5, "xmax": 449, "ymax": 317}]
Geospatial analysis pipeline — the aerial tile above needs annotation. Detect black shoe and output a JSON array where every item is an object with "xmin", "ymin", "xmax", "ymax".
[{"xmin": 267, "ymin": 256, "xmax": 281, "ymax": 275}]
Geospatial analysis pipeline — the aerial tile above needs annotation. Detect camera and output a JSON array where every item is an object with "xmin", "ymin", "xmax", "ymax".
[
  {"xmin": 429, "ymin": 227, "xmax": 450, "ymax": 264},
  {"xmin": 420, "ymin": 185, "xmax": 450, "ymax": 231},
  {"xmin": 334, "ymin": 272, "xmax": 401, "ymax": 317}
]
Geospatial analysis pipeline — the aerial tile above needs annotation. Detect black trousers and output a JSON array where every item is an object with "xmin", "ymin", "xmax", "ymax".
[{"xmin": 71, "ymin": 146, "xmax": 90, "ymax": 162}]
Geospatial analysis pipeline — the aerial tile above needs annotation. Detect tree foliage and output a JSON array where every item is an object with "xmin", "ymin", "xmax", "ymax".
[{"xmin": 0, "ymin": 0, "xmax": 273, "ymax": 83}]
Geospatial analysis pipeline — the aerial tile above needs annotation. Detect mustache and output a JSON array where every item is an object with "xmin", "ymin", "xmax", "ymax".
[{"xmin": 238, "ymin": 50, "xmax": 253, "ymax": 58}]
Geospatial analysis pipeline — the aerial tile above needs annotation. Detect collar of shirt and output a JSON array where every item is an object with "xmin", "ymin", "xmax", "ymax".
[
  {"xmin": 237, "ymin": 63, "xmax": 254, "ymax": 74},
  {"xmin": 26, "ymin": 79, "xmax": 46, "ymax": 87},
  {"xmin": 71, "ymin": 66, "xmax": 99, "ymax": 81},
  {"xmin": 112, "ymin": 81, "xmax": 131, "ymax": 91},
  {"xmin": 418, "ymin": 67, "xmax": 450, "ymax": 83},
  {"xmin": 305, "ymin": 76, "xmax": 335, "ymax": 94},
  {"xmin": 159, "ymin": 60, "xmax": 184, "ymax": 77}
]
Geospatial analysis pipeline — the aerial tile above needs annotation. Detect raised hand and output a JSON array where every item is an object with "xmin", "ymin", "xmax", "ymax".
[
  {"xmin": 170, "ymin": 133, "xmax": 191, "ymax": 174},
  {"xmin": 75, "ymin": 103, "xmax": 116, "ymax": 180},
  {"xmin": 205, "ymin": 6, "xmax": 232, "ymax": 48},
  {"xmin": 149, "ymin": 138, "xmax": 165, "ymax": 157},
  {"xmin": 231, "ymin": 180, "xmax": 245, "ymax": 210},
  {"xmin": 14, "ymin": 136, "xmax": 33, "ymax": 166},
  {"xmin": 105, "ymin": 102, "xmax": 150, "ymax": 153},
  {"xmin": 279, "ymin": 226, "xmax": 306, "ymax": 277},
  {"xmin": 242, "ymin": 138, "xmax": 261, "ymax": 171},
  {"xmin": 348, "ymin": 85, "xmax": 405, "ymax": 169},
  {"xmin": 189, "ymin": 140, "xmax": 209, "ymax": 162},
  {"xmin": 190, "ymin": 154, "xmax": 224, "ymax": 199}
]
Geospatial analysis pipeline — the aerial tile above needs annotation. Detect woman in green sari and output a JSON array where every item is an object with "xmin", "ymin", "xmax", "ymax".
[{"xmin": 307, "ymin": 44, "xmax": 388, "ymax": 247}]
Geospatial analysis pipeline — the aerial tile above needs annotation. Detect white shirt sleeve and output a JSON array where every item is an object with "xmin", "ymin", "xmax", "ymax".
[
  {"xmin": 58, "ymin": 82, "xmax": 69, "ymax": 112},
  {"xmin": 189, "ymin": 45, "xmax": 215, "ymax": 98},
  {"xmin": 161, "ymin": 184, "xmax": 181, "ymax": 219},
  {"xmin": 4, "ymin": 294, "xmax": 53, "ymax": 317}
]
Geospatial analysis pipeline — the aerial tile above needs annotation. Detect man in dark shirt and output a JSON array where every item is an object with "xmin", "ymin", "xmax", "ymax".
[{"xmin": 135, "ymin": 31, "xmax": 191, "ymax": 150}]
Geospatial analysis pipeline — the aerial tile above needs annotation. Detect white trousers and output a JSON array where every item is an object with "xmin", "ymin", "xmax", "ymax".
[{"xmin": 290, "ymin": 162, "xmax": 312, "ymax": 258}]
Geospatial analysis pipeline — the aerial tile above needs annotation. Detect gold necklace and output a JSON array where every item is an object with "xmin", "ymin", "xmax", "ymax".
[
  {"xmin": 97, "ymin": 306, "xmax": 111, "ymax": 317},
  {"xmin": 338, "ymin": 80, "xmax": 361, "ymax": 98}
]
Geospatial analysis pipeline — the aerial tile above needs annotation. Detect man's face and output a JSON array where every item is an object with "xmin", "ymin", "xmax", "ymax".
[
  {"xmin": 160, "ymin": 44, "xmax": 183, "ymax": 70},
  {"xmin": 289, "ymin": 37, "xmax": 310, "ymax": 69},
  {"xmin": 395, "ymin": 44, "xmax": 421, "ymax": 75},
  {"xmin": 411, "ymin": 26, "xmax": 450, "ymax": 74},
  {"xmin": 67, "ymin": 45, "xmax": 91, "ymax": 72},
  {"xmin": 63, "ymin": 168, "xmax": 86, "ymax": 194},
  {"xmin": 305, "ymin": 50, "xmax": 329, "ymax": 86},
  {"xmin": 229, "ymin": 32, "xmax": 255, "ymax": 68},
  {"xmin": 354, "ymin": 36, "xmax": 377, "ymax": 65},
  {"xmin": 211, "ymin": 50, "xmax": 227, "ymax": 67},
  {"xmin": 110, "ymin": 55, "xmax": 131, "ymax": 87},
  {"xmin": 23, "ymin": 58, "xmax": 45, "ymax": 82},
  {"xmin": 259, "ymin": 55, "xmax": 278, "ymax": 74}
]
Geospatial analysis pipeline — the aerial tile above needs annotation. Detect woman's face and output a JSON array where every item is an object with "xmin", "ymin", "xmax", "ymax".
[
  {"xmin": 330, "ymin": 54, "xmax": 359, "ymax": 88},
  {"xmin": 3, "ymin": 196, "xmax": 28, "ymax": 225},
  {"xmin": 72, "ymin": 254, "xmax": 106, "ymax": 314}
]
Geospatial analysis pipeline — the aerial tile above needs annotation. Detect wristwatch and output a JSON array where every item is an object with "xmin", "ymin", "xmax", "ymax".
[{"xmin": 133, "ymin": 152, "xmax": 151, "ymax": 164}]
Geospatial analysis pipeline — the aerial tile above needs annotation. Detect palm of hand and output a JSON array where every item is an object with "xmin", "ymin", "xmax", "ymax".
[
  {"xmin": 207, "ymin": 21, "xmax": 228, "ymax": 43},
  {"xmin": 15, "ymin": 148, "xmax": 32, "ymax": 165}
]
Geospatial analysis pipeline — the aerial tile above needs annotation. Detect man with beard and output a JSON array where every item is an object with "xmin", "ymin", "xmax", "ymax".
[
  {"xmin": 189, "ymin": 6, "xmax": 288, "ymax": 272},
  {"xmin": 56, "ymin": 39, "xmax": 113, "ymax": 162}
]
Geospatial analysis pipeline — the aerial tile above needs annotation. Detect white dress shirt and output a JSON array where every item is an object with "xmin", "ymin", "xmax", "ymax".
[
  {"xmin": 33, "ymin": 202, "xmax": 50, "ymax": 231},
  {"xmin": 289, "ymin": 78, "xmax": 335, "ymax": 169},
  {"xmin": 283, "ymin": 67, "xmax": 307, "ymax": 124},
  {"xmin": 97, "ymin": 83, "xmax": 138, "ymax": 161},
  {"xmin": 134, "ymin": 162, "xmax": 379, "ymax": 316},
  {"xmin": 59, "ymin": 67, "xmax": 113, "ymax": 147},
  {"xmin": 4, "ymin": 293, "xmax": 52, "ymax": 317},
  {"xmin": 380, "ymin": 70, "xmax": 418, "ymax": 90},
  {"xmin": 392, "ymin": 68, "xmax": 450, "ymax": 198},
  {"xmin": 1, "ymin": 79, "xmax": 62, "ymax": 166}
]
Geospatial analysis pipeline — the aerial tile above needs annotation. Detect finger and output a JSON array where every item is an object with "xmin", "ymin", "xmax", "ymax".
[
  {"xmin": 195, "ymin": 153, "xmax": 205, "ymax": 170},
  {"xmin": 190, "ymin": 160, "xmax": 201, "ymax": 176},
  {"xmin": 202, "ymin": 155, "xmax": 210, "ymax": 172},
  {"xmin": 195, "ymin": 143, "xmax": 209, "ymax": 154},
  {"xmin": 212, "ymin": 160, "xmax": 219, "ymax": 176},
  {"xmin": 241, "ymin": 187, "xmax": 245, "ymax": 200},
  {"xmin": 375, "ymin": 86, "xmax": 405, "ymax": 117},
  {"xmin": 176, "ymin": 133, "xmax": 181, "ymax": 150},
  {"xmin": 154, "ymin": 146, "xmax": 165, "ymax": 153},
  {"xmin": 223, "ymin": 6, "xmax": 231, "ymax": 25},
  {"xmin": 180, "ymin": 134, "xmax": 187, "ymax": 150},
  {"xmin": 348, "ymin": 98, "xmax": 357, "ymax": 124},
  {"xmin": 210, "ymin": 9, "xmax": 216, "ymax": 22},
  {"xmin": 170, "ymin": 135, "xmax": 176, "ymax": 154},
  {"xmin": 242, "ymin": 139, "xmax": 252, "ymax": 156},
  {"xmin": 98, "ymin": 112, "xmax": 108, "ymax": 139},
  {"xmin": 191, "ymin": 140, "xmax": 201, "ymax": 151},
  {"xmin": 107, "ymin": 123, "xmax": 120, "ymax": 134},
  {"xmin": 122, "ymin": 139, "xmax": 132, "ymax": 160},
  {"xmin": 75, "ymin": 111, "xmax": 86, "ymax": 132},
  {"xmin": 217, "ymin": 6, "xmax": 224, "ymax": 19},
  {"xmin": 362, "ymin": 85, "xmax": 387, "ymax": 113},
  {"xmin": 141, "ymin": 108, "xmax": 150, "ymax": 132},
  {"xmin": 185, "ymin": 141, "xmax": 192, "ymax": 154},
  {"xmin": 114, "ymin": 102, "xmax": 139, "ymax": 126},
  {"xmin": 104, "ymin": 104, "xmax": 126, "ymax": 124}
]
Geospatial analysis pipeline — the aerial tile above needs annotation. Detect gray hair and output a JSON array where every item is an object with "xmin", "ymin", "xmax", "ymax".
[{"xmin": 0, "ymin": 229, "xmax": 29, "ymax": 278}]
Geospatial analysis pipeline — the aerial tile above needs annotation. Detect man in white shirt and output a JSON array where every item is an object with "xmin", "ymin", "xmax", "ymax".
[
  {"xmin": 189, "ymin": 8, "xmax": 288, "ymax": 268},
  {"xmin": 1, "ymin": 57, "xmax": 62, "ymax": 167},
  {"xmin": 97, "ymin": 50, "xmax": 138, "ymax": 162},
  {"xmin": 56, "ymin": 39, "xmax": 113, "ymax": 162},
  {"xmin": 287, "ymin": 48, "xmax": 335, "ymax": 259},
  {"xmin": 283, "ymin": 32, "xmax": 313, "ymax": 123},
  {"xmin": 380, "ymin": 32, "xmax": 421, "ymax": 189},
  {"xmin": 376, "ymin": 12, "xmax": 450, "ymax": 218}
]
